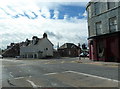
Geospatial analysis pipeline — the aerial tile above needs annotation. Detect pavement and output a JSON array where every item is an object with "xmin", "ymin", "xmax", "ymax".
[
  {"xmin": 52, "ymin": 57, "xmax": 119, "ymax": 68},
  {"xmin": 72, "ymin": 57, "xmax": 119, "ymax": 67},
  {"xmin": 17, "ymin": 57, "xmax": 120, "ymax": 67},
  {"xmin": 16, "ymin": 57, "xmax": 119, "ymax": 67}
]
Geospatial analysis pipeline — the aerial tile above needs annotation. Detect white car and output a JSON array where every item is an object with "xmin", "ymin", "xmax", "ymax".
[
  {"xmin": 0, "ymin": 55, "xmax": 3, "ymax": 58},
  {"xmin": 80, "ymin": 52, "xmax": 89, "ymax": 57},
  {"xmin": 15, "ymin": 56, "xmax": 20, "ymax": 58}
]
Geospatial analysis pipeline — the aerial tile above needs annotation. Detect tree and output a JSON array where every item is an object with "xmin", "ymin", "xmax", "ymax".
[{"xmin": 82, "ymin": 43, "xmax": 87, "ymax": 50}]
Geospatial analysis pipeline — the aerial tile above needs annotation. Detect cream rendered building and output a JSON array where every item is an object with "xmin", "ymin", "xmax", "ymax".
[{"xmin": 20, "ymin": 33, "xmax": 53, "ymax": 58}]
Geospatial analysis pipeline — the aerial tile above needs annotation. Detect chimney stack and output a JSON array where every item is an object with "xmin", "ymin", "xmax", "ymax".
[{"xmin": 43, "ymin": 33, "xmax": 47, "ymax": 38}]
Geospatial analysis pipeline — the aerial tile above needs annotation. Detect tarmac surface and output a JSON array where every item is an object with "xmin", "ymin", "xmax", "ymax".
[{"xmin": 1, "ymin": 57, "xmax": 120, "ymax": 88}]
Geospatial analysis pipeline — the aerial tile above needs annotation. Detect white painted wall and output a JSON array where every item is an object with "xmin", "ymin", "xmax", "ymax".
[{"xmin": 20, "ymin": 38, "xmax": 53, "ymax": 58}]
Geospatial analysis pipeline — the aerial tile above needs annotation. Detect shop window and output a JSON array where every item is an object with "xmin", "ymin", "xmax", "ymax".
[
  {"xmin": 34, "ymin": 54, "xmax": 37, "ymax": 58},
  {"xmin": 109, "ymin": 17, "xmax": 117, "ymax": 32},
  {"xmin": 97, "ymin": 41, "xmax": 105, "ymax": 58}
]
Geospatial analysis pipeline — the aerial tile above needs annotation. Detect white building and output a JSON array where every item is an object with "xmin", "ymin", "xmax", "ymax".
[{"xmin": 20, "ymin": 33, "xmax": 53, "ymax": 58}]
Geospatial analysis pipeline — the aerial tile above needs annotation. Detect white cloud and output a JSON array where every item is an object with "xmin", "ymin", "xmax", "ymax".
[
  {"xmin": 40, "ymin": 7, "xmax": 51, "ymax": 19},
  {"xmin": 53, "ymin": 10, "xmax": 59, "ymax": 19},
  {"xmin": 0, "ymin": 0, "xmax": 89, "ymax": 49},
  {"xmin": 83, "ymin": 10, "xmax": 87, "ymax": 17},
  {"xmin": 0, "ymin": 17, "xmax": 88, "ymax": 49},
  {"xmin": 63, "ymin": 14, "xmax": 69, "ymax": 20}
]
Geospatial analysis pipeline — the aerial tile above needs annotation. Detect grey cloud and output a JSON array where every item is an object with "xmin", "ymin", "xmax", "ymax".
[
  {"xmin": 45, "ymin": 31, "xmax": 63, "ymax": 40},
  {"xmin": 75, "ymin": 35, "xmax": 88, "ymax": 44}
]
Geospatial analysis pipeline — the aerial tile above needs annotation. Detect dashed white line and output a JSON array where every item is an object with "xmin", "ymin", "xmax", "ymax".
[
  {"xmin": 26, "ymin": 80, "xmax": 41, "ymax": 88},
  {"xmin": 9, "ymin": 72, "xmax": 14, "ymax": 78},
  {"xmin": 44, "ymin": 72, "xmax": 58, "ymax": 75},
  {"xmin": 14, "ymin": 77, "xmax": 24, "ymax": 80}
]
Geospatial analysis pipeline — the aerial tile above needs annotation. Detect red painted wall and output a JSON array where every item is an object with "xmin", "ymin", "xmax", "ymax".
[
  {"xmin": 89, "ymin": 39, "xmax": 97, "ymax": 61},
  {"xmin": 89, "ymin": 34, "xmax": 120, "ymax": 62},
  {"xmin": 106, "ymin": 36, "xmax": 120, "ymax": 62}
]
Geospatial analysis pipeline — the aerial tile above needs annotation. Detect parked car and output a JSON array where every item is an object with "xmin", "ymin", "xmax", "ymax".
[
  {"xmin": 87, "ymin": 53, "xmax": 89, "ymax": 57},
  {"xmin": 80, "ymin": 52, "xmax": 89, "ymax": 57},
  {"xmin": 0, "ymin": 55, "xmax": 3, "ymax": 59},
  {"xmin": 15, "ymin": 56, "xmax": 20, "ymax": 58}
]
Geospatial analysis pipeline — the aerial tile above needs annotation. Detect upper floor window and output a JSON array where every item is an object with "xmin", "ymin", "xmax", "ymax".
[
  {"xmin": 94, "ymin": 2, "xmax": 101, "ymax": 15},
  {"xmin": 88, "ymin": 6, "xmax": 92, "ymax": 18},
  {"xmin": 88, "ymin": 26, "xmax": 90, "ymax": 36},
  {"xmin": 108, "ymin": 2, "xmax": 116, "ymax": 9},
  {"xmin": 109, "ymin": 17, "xmax": 117, "ymax": 32},
  {"xmin": 96, "ymin": 22, "xmax": 102, "ymax": 35}
]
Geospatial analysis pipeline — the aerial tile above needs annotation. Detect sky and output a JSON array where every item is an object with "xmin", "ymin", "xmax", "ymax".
[{"xmin": 0, "ymin": 0, "xmax": 91, "ymax": 49}]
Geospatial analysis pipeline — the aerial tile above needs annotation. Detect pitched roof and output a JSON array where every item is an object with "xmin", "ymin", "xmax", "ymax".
[{"xmin": 58, "ymin": 43, "xmax": 80, "ymax": 49}]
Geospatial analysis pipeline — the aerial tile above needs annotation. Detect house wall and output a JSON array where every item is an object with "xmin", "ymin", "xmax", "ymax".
[
  {"xmin": 20, "ymin": 38, "xmax": 53, "ymax": 58},
  {"xmin": 58, "ymin": 48, "xmax": 80, "ymax": 57},
  {"xmin": 38, "ymin": 38, "xmax": 53, "ymax": 57}
]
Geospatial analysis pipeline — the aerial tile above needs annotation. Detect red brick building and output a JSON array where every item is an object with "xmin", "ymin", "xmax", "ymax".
[{"xmin": 58, "ymin": 43, "xmax": 81, "ymax": 57}]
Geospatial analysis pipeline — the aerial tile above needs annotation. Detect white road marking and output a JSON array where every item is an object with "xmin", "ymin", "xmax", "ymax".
[
  {"xmin": 19, "ymin": 71, "xmax": 22, "ymax": 72},
  {"xmin": 44, "ymin": 71, "xmax": 119, "ymax": 83},
  {"xmin": 65, "ymin": 71, "xmax": 119, "ymax": 83},
  {"xmin": 9, "ymin": 72, "xmax": 14, "ymax": 78},
  {"xmin": 26, "ymin": 80, "xmax": 41, "ymax": 88},
  {"xmin": 14, "ymin": 77, "xmax": 24, "ymax": 80},
  {"xmin": 44, "ymin": 72, "xmax": 58, "ymax": 75}
]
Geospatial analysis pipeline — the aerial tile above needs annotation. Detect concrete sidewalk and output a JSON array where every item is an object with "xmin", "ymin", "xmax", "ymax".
[{"xmin": 77, "ymin": 57, "xmax": 119, "ymax": 67}]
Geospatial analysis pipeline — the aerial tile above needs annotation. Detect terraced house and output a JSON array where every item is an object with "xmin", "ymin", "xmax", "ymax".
[
  {"xmin": 86, "ymin": 1, "xmax": 120, "ymax": 62},
  {"xmin": 20, "ymin": 33, "xmax": 53, "ymax": 58}
]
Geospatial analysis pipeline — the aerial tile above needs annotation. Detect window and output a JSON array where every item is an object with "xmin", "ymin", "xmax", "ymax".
[
  {"xmin": 109, "ymin": 17, "xmax": 117, "ymax": 32},
  {"xmin": 108, "ymin": 2, "xmax": 115, "ymax": 9},
  {"xmin": 88, "ymin": 6, "xmax": 91, "ymax": 18},
  {"xmin": 96, "ymin": 22, "xmax": 102, "ymax": 35},
  {"xmin": 97, "ymin": 41, "xmax": 105, "ymax": 58},
  {"xmin": 94, "ymin": 2, "xmax": 101, "ymax": 15},
  {"xmin": 88, "ymin": 26, "xmax": 90, "ymax": 36}
]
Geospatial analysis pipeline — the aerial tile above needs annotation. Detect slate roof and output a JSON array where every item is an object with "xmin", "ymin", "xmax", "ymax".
[{"xmin": 58, "ymin": 43, "xmax": 80, "ymax": 49}]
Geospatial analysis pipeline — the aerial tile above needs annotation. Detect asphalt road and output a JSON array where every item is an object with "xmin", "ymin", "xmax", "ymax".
[{"xmin": 1, "ymin": 58, "xmax": 119, "ymax": 88}]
